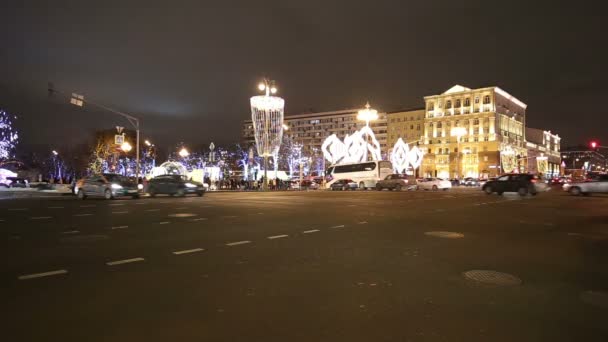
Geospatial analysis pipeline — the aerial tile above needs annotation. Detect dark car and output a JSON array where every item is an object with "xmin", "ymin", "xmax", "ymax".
[
  {"xmin": 330, "ymin": 179, "xmax": 358, "ymax": 191},
  {"xmin": 5, "ymin": 177, "xmax": 28, "ymax": 188},
  {"xmin": 376, "ymin": 174, "xmax": 412, "ymax": 191},
  {"xmin": 463, "ymin": 177, "xmax": 480, "ymax": 187},
  {"xmin": 77, "ymin": 174, "xmax": 139, "ymax": 200},
  {"xmin": 147, "ymin": 175, "xmax": 205, "ymax": 197},
  {"xmin": 481, "ymin": 173, "xmax": 540, "ymax": 196}
]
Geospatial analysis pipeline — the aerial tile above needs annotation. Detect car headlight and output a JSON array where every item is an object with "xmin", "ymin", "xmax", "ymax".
[
  {"xmin": 185, "ymin": 183, "xmax": 197, "ymax": 188},
  {"xmin": 111, "ymin": 183, "xmax": 123, "ymax": 189},
  {"xmin": 137, "ymin": 184, "xmax": 144, "ymax": 190}
]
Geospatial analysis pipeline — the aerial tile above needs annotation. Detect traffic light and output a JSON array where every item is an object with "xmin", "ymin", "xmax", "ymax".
[{"xmin": 590, "ymin": 141, "xmax": 598, "ymax": 150}]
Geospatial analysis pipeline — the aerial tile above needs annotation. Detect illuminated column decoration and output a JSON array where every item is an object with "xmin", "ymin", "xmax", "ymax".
[
  {"xmin": 250, "ymin": 79, "xmax": 284, "ymax": 189},
  {"xmin": 500, "ymin": 144, "xmax": 517, "ymax": 173}
]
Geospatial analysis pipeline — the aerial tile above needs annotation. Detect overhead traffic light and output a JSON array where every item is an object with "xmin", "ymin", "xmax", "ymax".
[{"xmin": 590, "ymin": 141, "xmax": 598, "ymax": 150}]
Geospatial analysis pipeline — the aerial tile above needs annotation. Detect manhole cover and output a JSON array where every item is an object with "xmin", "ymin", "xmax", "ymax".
[
  {"xmin": 425, "ymin": 231, "xmax": 464, "ymax": 239},
  {"xmin": 168, "ymin": 213, "xmax": 198, "ymax": 218},
  {"xmin": 462, "ymin": 270, "xmax": 522, "ymax": 286},
  {"xmin": 60, "ymin": 235, "xmax": 109, "ymax": 243},
  {"xmin": 580, "ymin": 291, "xmax": 608, "ymax": 309}
]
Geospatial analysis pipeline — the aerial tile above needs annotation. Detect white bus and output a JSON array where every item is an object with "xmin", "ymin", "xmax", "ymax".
[{"xmin": 326, "ymin": 161, "xmax": 393, "ymax": 189}]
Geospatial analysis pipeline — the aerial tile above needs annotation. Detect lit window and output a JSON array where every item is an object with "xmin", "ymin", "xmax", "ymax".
[
  {"xmin": 446, "ymin": 100, "xmax": 452, "ymax": 108},
  {"xmin": 474, "ymin": 96, "xmax": 479, "ymax": 104},
  {"xmin": 464, "ymin": 98, "xmax": 470, "ymax": 106},
  {"xmin": 427, "ymin": 102, "xmax": 434, "ymax": 111},
  {"xmin": 483, "ymin": 95, "xmax": 490, "ymax": 104},
  {"xmin": 437, "ymin": 122, "xmax": 443, "ymax": 128},
  {"xmin": 410, "ymin": 125, "xmax": 414, "ymax": 129},
  {"xmin": 473, "ymin": 119, "xmax": 479, "ymax": 125},
  {"xmin": 455, "ymin": 99, "xmax": 461, "ymax": 107}
]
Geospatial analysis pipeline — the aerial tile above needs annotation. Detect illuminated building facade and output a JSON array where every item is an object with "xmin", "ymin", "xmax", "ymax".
[
  {"xmin": 386, "ymin": 108, "xmax": 425, "ymax": 152},
  {"xmin": 525, "ymin": 128, "xmax": 561, "ymax": 177},
  {"xmin": 419, "ymin": 85, "xmax": 527, "ymax": 179}
]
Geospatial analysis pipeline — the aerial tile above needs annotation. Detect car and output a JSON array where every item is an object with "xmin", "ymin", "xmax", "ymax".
[
  {"xmin": 77, "ymin": 174, "xmax": 139, "ymax": 200},
  {"xmin": 417, "ymin": 178, "xmax": 452, "ymax": 191},
  {"xmin": 147, "ymin": 175, "xmax": 205, "ymax": 197},
  {"xmin": 299, "ymin": 179, "xmax": 320, "ymax": 190},
  {"xmin": 5, "ymin": 177, "xmax": 28, "ymax": 188},
  {"xmin": 481, "ymin": 173, "xmax": 542, "ymax": 196},
  {"xmin": 567, "ymin": 174, "xmax": 608, "ymax": 196},
  {"xmin": 330, "ymin": 179, "xmax": 358, "ymax": 191},
  {"xmin": 463, "ymin": 177, "xmax": 480, "ymax": 187},
  {"xmin": 376, "ymin": 174, "xmax": 415, "ymax": 191}
]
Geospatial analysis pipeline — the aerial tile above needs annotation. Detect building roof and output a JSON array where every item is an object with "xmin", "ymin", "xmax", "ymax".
[
  {"xmin": 386, "ymin": 107, "xmax": 425, "ymax": 114},
  {"xmin": 424, "ymin": 84, "xmax": 527, "ymax": 109}
]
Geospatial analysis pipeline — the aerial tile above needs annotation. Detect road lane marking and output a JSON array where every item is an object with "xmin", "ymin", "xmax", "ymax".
[
  {"xmin": 146, "ymin": 209, "xmax": 160, "ymax": 212},
  {"xmin": 48, "ymin": 206, "xmax": 64, "ymax": 209},
  {"xmin": 111, "ymin": 211, "xmax": 129, "ymax": 214},
  {"xmin": 159, "ymin": 221, "xmax": 170, "ymax": 225},
  {"xmin": 190, "ymin": 218, "xmax": 208, "ymax": 221},
  {"xmin": 30, "ymin": 216, "xmax": 52, "ymax": 220},
  {"xmin": 222, "ymin": 215, "xmax": 238, "ymax": 218},
  {"xmin": 109, "ymin": 203, "xmax": 125, "ymax": 206},
  {"xmin": 111, "ymin": 225, "xmax": 129, "ymax": 230},
  {"xmin": 135, "ymin": 202, "xmax": 147, "ymax": 205},
  {"xmin": 62, "ymin": 230, "xmax": 80, "ymax": 234},
  {"xmin": 175, "ymin": 207, "xmax": 188, "ymax": 210},
  {"xmin": 226, "ymin": 240, "xmax": 251, "ymax": 246},
  {"xmin": 159, "ymin": 201, "xmax": 172, "ymax": 204},
  {"xmin": 358, "ymin": 221, "xmax": 368, "ymax": 224},
  {"xmin": 267, "ymin": 234, "xmax": 288, "ymax": 240},
  {"xmin": 8, "ymin": 208, "xmax": 28, "ymax": 211},
  {"xmin": 303, "ymin": 229, "xmax": 320, "ymax": 234},
  {"xmin": 173, "ymin": 248, "xmax": 204, "ymax": 255},
  {"xmin": 106, "ymin": 257, "xmax": 145, "ymax": 266},
  {"xmin": 80, "ymin": 205, "xmax": 96, "ymax": 208},
  {"xmin": 330, "ymin": 225, "xmax": 345, "ymax": 229},
  {"xmin": 18, "ymin": 269, "xmax": 68, "ymax": 280},
  {"xmin": 74, "ymin": 213, "xmax": 93, "ymax": 217}
]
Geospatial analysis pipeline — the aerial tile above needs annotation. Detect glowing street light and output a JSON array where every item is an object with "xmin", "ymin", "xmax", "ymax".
[
  {"xmin": 179, "ymin": 148, "xmax": 189, "ymax": 158},
  {"xmin": 145, "ymin": 140, "xmax": 152, "ymax": 146},
  {"xmin": 51, "ymin": 150, "xmax": 58, "ymax": 156},
  {"xmin": 121, "ymin": 142, "xmax": 132, "ymax": 152},
  {"xmin": 357, "ymin": 102, "xmax": 379, "ymax": 127}
]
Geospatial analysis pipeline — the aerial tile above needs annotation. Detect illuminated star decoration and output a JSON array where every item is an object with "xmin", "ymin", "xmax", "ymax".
[{"xmin": 321, "ymin": 126, "xmax": 382, "ymax": 164}]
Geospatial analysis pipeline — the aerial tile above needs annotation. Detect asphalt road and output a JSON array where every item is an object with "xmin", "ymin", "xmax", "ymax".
[{"xmin": 1, "ymin": 188, "xmax": 607, "ymax": 341}]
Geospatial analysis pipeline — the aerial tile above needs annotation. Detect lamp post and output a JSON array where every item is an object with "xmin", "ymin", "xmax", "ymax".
[
  {"xmin": 179, "ymin": 147, "xmax": 189, "ymax": 158},
  {"xmin": 48, "ymin": 83, "xmax": 141, "ymax": 181},
  {"xmin": 357, "ymin": 102, "xmax": 379, "ymax": 161},
  {"xmin": 450, "ymin": 127, "xmax": 467, "ymax": 179},
  {"xmin": 250, "ymin": 79, "xmax": 285, "ymax": 191}
]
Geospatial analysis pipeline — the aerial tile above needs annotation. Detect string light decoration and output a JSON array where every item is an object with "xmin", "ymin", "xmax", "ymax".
[
  {"xmin": 0, "ymin": 109, "xmax": 19, "ymax": 160},
  {"xmin": 389, "ymin": 138, "xmax": 424, "ymax": 174},
  {"xmin": 500, "ymin": 144, "xmax": 517, "ymax": 173},
  {"xmin": 250, "ymin": 79, "xmax": 285, "ymax": 189}
]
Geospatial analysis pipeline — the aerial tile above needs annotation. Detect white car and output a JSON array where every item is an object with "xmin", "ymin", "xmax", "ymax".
[{"xmin": 418, "ymin": 178, "xmax": 452, "ymax": 191}]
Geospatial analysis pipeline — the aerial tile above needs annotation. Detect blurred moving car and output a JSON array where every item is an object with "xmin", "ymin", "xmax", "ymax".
[
  {"xmin": 299, "ymin": 179, "xmax": 320, "ymax": 190},
  {"xmin": 147, "ymin": 175, "xmax": 205, "ymax": 197},
  {"xmin": 463, "ymin": 177, "xmax": 480, "ymax": 187},
  {"xmin": 376, "ymin": 174, "xmax": 417, "ymax": 191},
  {"xmin": 417, "ymin": 178, "xmax": 452, "ymax": 191},
  {"xmin": 567, "ymin": 174, "xmax": 608, "ymax": 196},
  {"xmin": 4, "ymin": 177, "xmax": 28, "ymax": 188},
  {"xmin": 449, "ymin": 178, "xmax": 461, "ymax": 186},
  {"xmin": 330, "ymin": 179, "xmax": 358, "ymax": 191},
  {"xmin": 77, "ymin": 174, "xmax": 139, "ymax": 199},
  {"xmin": 481, "ymin": 173, "xmax": 542, "ymax": 196}
]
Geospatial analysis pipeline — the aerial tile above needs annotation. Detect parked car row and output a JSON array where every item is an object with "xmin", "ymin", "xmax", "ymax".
[
  {"xmin": 330, "ymin": 175, "xmax": 452, "ymax": 191},
  {"xmin": 75, "ymin": 174, "xmax": 205, "ymax": 200}
]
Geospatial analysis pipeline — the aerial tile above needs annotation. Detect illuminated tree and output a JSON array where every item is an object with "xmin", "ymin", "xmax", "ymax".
[{"xmin": 0, "ymin": 109, "xmax": 19, "ymax": 160}]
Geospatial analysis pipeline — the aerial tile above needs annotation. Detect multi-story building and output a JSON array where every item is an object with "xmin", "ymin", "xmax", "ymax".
[
  {"xmin": 242, "ymin": 108, "xmax": 388, "ymax": 158},
  {"xmin": 386, "ymin": 108, "xmax": 425, "ymax": 153},
  {"xmin": 561, "ymin": 146, "xmax": 607, "ymax": 175},
  {"xmin": 525, "ymin": 128, "xmax": 561, "ymax": 177},
  {"xmin": 419, "ymin": 85, "xmax": 527, "ymax": 179}
]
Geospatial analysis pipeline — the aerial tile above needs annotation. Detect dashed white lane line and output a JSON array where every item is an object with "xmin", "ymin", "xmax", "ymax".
[
  {"xmin": 74, "ymin": 213, "xmax": 93, "ymax": 217},
  {"xmin": 30, "ymin": 216, "xmax": 52, "ymax": 220},
  {"xmin": 106, "ymin": 257, "xmax": 145, "ymax": 266},
  {"xmin": 173, "ymin": 248, "xmax": 204, "ymax": 255},
  {"xmin": 62, "ymin": 230, "xmax": 80, "ymax": 234},
  {"xmin": 111, "ymin": 225, "xmax": 129, "ymax": 230},
  {"xmin": 226, "ymin": 240, "xmax": 251, "ymax": 246},
  {"xmin": 190, "ymin": 218, "xmax": 208, "ymax": 221},
  {"xmin": 303, "ymin": 229, "xmax": 320, "ymax": 234},
  {"xmin": 358, "ymin": 221, "xmax": 368, "ymax": 224},
  {"xmin": 8, "ymin": 208, "xmax": 28, "ymax": 211},
  {"xmin": 146, "ymin": 209, "xmax": 160, "ymax": 212},
  {"xmin": 18, "ymin": 269, "xmax": 68, "ymax": 280},
  {"xmin": 111, "ymin": 211, "xmax": 129, "ymax": 214},
  {"xmin": 109, "ymin": 203, "xmax": 125, "ymax": 206},
  {"xmin": 135, "ymin": 202, "xmax": 147, "ymax": 205},
  {"xmin": 48, "ymin": 206, "xmax": 64, "ymax": 209},
  {"xmin": 267, "ymin": 234, "xmax": 288, "ymax": 240},
  {"xmin": 330, "ymin": 225, "xmax": 345, "ymax": 229},
  {"xmin": 159, "ymin": 221, "xmax": 170, "ymax": 225}
]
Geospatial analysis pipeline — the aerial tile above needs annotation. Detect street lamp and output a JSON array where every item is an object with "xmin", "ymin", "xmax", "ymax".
[
  {"xmin": 145, "ymin": 140, "xmax": 152, "ymax": 146},
  {"xmin": 357, "ymin": 102, "xmax": 379, "ymax": 161},
  {"xmin": 52, "ymin": 150, "xmax": 58, "ymax": 156},
  {"xmin": 179, "ymin": 147, "xmax": 189, "ymax": 158},
  {"xmin": 250, "ymin": 78, "xmax": 285, "ymax": 190},
  {"xmin": 121, "ymin": 142, "xmax": 132, "ymax": 152},
  {"xmin": 48, "ymin": 83, "xmax": 141, "ymax": 180},
  {"xmin": 450, "ymin": 126, "xmax": 467, "ymax": 179}
]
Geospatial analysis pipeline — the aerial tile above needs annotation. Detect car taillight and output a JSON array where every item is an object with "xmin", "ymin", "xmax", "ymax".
[{"xmin": 531, "ymin": 179, "xmax": 537, "ymax": 183}]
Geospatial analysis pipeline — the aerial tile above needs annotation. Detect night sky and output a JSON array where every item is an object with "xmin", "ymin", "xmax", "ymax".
[{"xmin": 1, "ymin": 1, "xmax": 605, "ymax": 153}]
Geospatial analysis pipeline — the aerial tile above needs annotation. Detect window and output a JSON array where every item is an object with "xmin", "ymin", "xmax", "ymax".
[
  {"xmin": 437, "ymin": 122, "xmax": 443, "ymax": 128},
  {"xmin": 417, "ymin": 124, "xmax": 421, "ymax": 130},
  {"xmin": 474, "ymin": 96, "xmax": 479, "ymax": 104},
  {"xmin": 427, "ymin": 102, "xmax": 434, "ymax": 110},
  {"xmin": 446, "ymin": 100, "xmax": 452, "ymax": 108},
  {"xmin": 390, "ymin": 118, "xmax": 395, "ymax": 123},
  {"xmin": 497, "ymin": 175, "xmax": 509, "ymax": 181},
  {"xmin": 398, "ymin": 118, "xmax": 402, "ymax": 122},
  {"xmin": 473, "ymin": 119, "xmax": 479, "ymax": 125},
  {"xmin": 454, "ymin": 147, "xmax": 458, "ymax": 153},
  {"xmin": 483, "ymin": 95, "xmax": 490, "ymax": 104},
  {"xmin": 438, "ymin": 148, "xmax": 442, "ymax": 154},
  {"xmin": 464, "ymin": 98, "xmax": 470, "ymax": 106},
  {"xmin": 464, "ymin": 120, "xmax": 469, "ymax": 125},
  {"xmin": 455, "ymin": 99, "xmax": 461, "ymax": 107},
  {"xmin": 410, "ymin": 125, "xmax": 414, "ymax": 129},
  {"xmin": 473, "ymin": 128, "xmax": 479, "ymax": 134}
]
